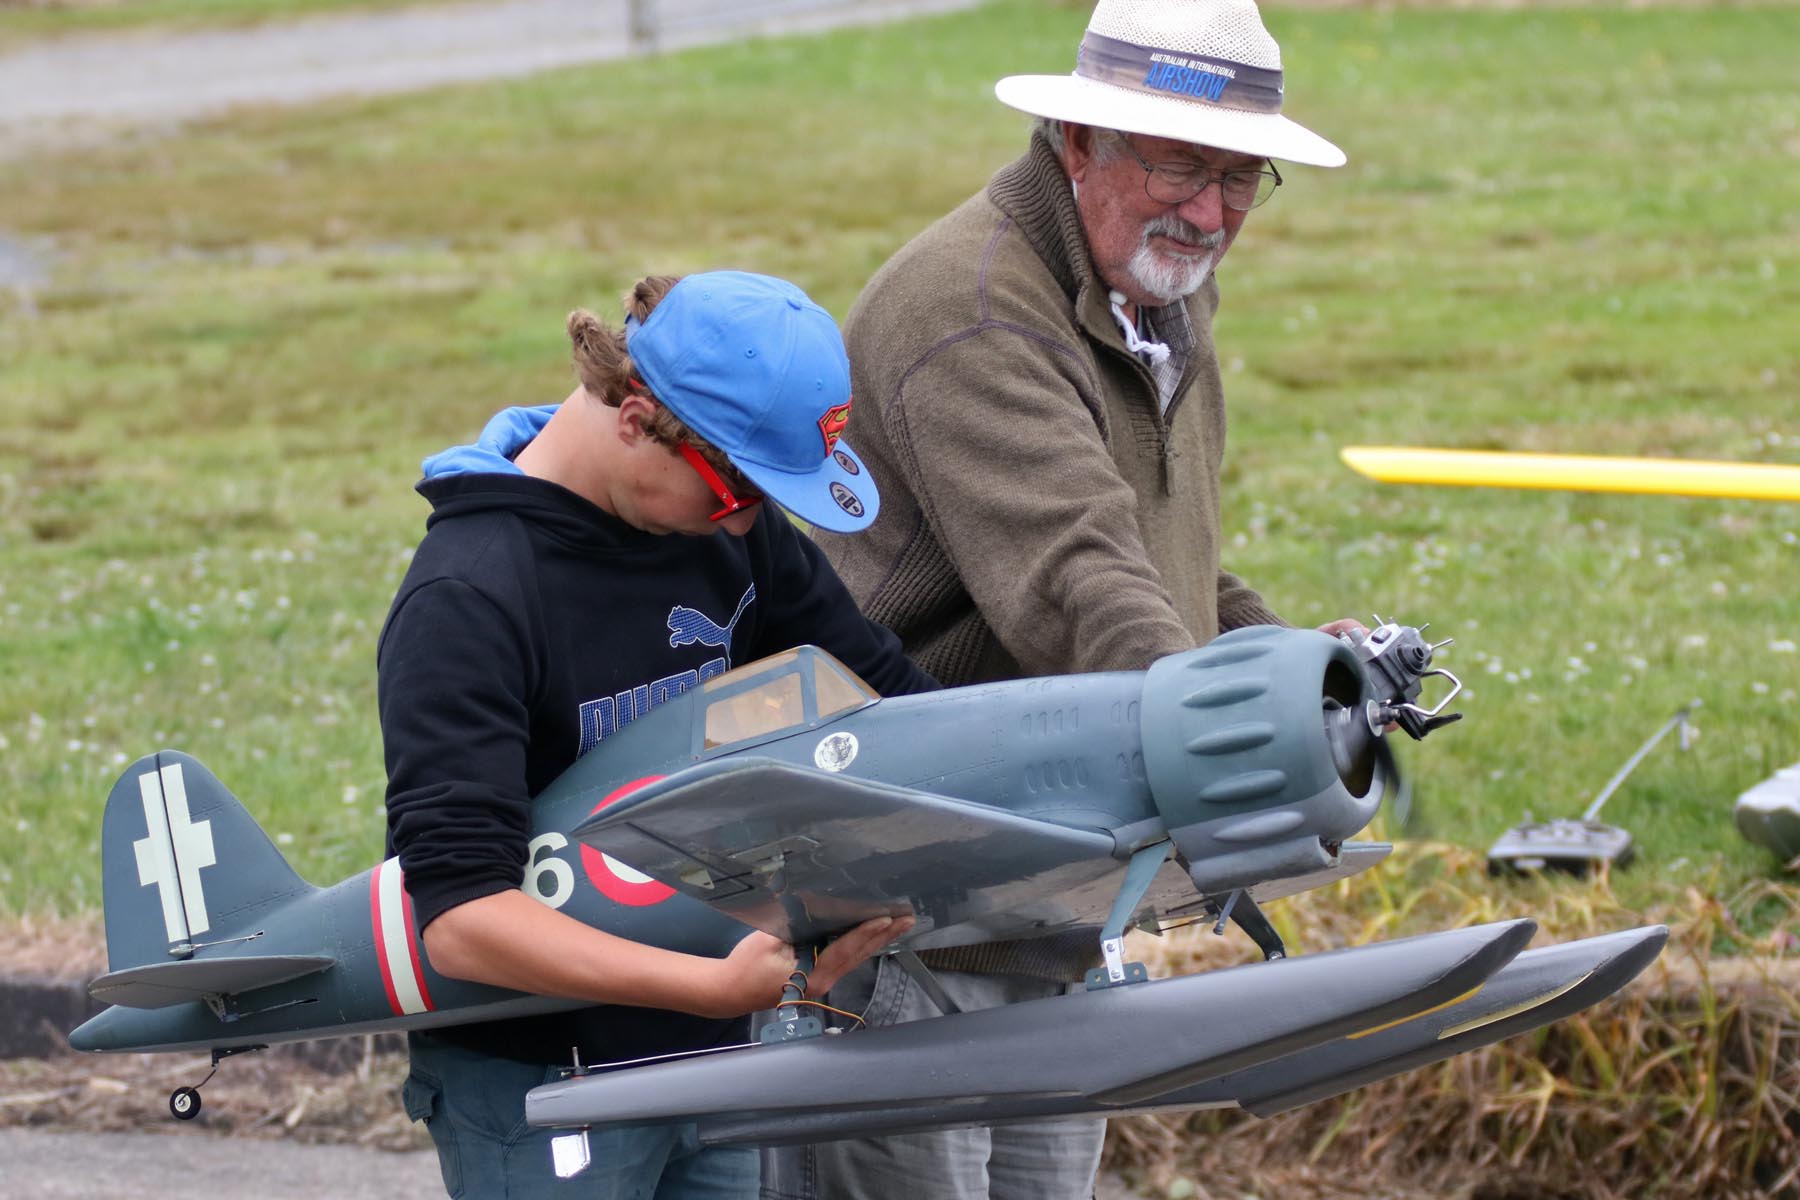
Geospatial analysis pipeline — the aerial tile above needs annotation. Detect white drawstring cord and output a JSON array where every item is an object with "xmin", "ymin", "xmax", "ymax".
[{"xmin": 1107, "ymin": 290, "xmax": 1170, "ymax": 366}]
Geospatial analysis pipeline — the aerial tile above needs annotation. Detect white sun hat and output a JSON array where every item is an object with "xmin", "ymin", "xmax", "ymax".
[{"xmin": 995, "ymin": 0, "xmax": 1345, "ymax": 168}]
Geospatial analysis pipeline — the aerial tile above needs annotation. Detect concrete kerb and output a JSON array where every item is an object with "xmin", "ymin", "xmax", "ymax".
[{"xmin": 0, "ymin": 974, "xmax": 105, "ymax": 1061}]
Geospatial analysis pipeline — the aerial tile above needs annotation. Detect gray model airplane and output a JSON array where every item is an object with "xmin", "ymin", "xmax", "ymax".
[{"xmin": 71, "ymin": 619, "xmax": 1665, "ymax": 1152}]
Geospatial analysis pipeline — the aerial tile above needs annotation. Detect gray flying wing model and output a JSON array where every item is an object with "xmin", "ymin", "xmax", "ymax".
[{"xmin": 71, "ymin": 620, "xmax": 1665, "ymax": 1165}]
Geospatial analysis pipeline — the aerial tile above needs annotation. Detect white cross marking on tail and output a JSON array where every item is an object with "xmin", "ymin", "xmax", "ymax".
[{"xmin": 132, "ymin": 763, "xmax": 216, "ymax": 943}]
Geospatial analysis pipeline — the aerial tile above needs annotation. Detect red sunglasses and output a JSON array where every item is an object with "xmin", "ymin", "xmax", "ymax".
[{"xmin": 676, "ymin": 441, "xmax": 763, "ymax": 522}]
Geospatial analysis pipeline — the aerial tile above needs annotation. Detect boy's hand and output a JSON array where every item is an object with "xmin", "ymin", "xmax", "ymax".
[
  {"xmin": 711, "ymin": 914, "xmax": 916, "ymax": 1015},
  {"xmin": 713, "ymin": 930, "xmax": 801, "ymax": 1015}
]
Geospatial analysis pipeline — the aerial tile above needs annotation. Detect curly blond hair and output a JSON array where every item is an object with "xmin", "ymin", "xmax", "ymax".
[{"xmin": 566, "ymin": 275, "xmax": 745, "ymax": 486}]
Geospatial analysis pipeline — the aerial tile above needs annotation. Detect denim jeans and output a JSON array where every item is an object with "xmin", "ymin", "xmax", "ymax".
[
  {"xmin": 758, "ymin": 958, "xmax": 1105, "ymax": 1200},
  {"xmin": 405, "ymin": 1032, "xmax": 758, "ymax": 1200}
]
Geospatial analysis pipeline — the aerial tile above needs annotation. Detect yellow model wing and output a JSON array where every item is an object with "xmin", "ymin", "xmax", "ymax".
[{"xmin": 1341, "ymin": 447, "xmax": 1800, "ymax": 502}]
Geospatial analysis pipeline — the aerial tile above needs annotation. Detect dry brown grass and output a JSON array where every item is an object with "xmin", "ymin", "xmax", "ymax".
[
  {"xmin": 1107, "ymin": 844, "xmax": 1800, "ymax": 1199},
  {"xmin": 4, "ymin": 846, "xmax": 1798, "ymax": 1196},
  {"xmin": 0, "ymin": 911, "xmax": 104, "ymax": 979},
  {"xmin": 0, "ymin": 1040, "xmax": 428, "ymax": 1151}
]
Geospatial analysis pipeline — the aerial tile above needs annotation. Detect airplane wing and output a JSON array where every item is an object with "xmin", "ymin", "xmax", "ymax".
[
  {"xmin": 572, "ymin": 758, "xmax": 1150, "ymax": 948},
  {"xmin": 1340, "ymin": 446, "xmax": 1800, "ymax": 502},
  {"xmin": 575, "ymin": 758, "xmax": 1390, "ymax": 949}
]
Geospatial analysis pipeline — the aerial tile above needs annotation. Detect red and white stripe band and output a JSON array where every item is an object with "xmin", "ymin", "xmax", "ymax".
[{"xmin": 371, "ymin": 857, "xmax": 435, "ymax": 1016}]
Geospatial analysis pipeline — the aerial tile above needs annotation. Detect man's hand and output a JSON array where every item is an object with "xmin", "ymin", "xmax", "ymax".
[
  {"xmin": 808, "ymin": 914, "xmax": 914, "ymax": 999},
  {"xmin": 710, "ymin": 915, "xmax": 914, "ymax": 1015},
  {"xmin": 1317, "ymin": 617, "xmax": 1367, "ymax": 639}
]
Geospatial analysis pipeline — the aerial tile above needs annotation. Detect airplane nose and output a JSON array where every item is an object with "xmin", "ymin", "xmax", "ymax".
[
  {"xmin": 1323, "ymin": 696, "xmax": 1382, "ymax": 799},
  {"xmin": 1138, "ymin": 626, "xmax": 1389, "ymax": 897}
]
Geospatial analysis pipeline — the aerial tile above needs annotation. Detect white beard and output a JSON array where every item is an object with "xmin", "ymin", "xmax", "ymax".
[{"xmin": 1127, "ymin": 217, "xmax": 1223, "ymax": 303}]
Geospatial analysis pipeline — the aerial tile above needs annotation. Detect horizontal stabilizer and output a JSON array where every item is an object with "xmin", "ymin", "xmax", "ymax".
[
  {"xmin": 88, "ymin": 953, "xmax": 337, "ymax": 1009},
  {"xmin": 573, "ymin": 757, "xmax": 1122, "ymax": 946},
  {"xmin": 526, "ymin": 919, "xmax": 1534, "ymax": 1131},
  {"xmin": 686, "ymin": 923, "xmax": 1666, "ymax": 1145}
]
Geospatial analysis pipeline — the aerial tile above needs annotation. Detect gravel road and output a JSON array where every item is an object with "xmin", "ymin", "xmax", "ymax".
[
  {"xmin": 0, "ymin": 0, "xmax": 979, "ymax": 155},
  {"xmin": 0, "ymin": 1127, "xmax": 445, "ymax": 1199}
]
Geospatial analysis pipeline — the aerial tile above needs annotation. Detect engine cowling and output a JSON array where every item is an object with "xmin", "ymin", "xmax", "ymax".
[{"xmin": 1139, "ymin": 625, "xmax": 1389, "ymax": 897}]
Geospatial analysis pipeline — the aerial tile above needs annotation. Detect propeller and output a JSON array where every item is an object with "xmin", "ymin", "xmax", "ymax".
[{"xmin": 1325, "ymin": 618, "xmax": 1462, "ymax": 821}]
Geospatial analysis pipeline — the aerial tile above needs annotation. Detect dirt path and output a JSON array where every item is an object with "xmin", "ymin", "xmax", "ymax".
[{"xmin": 0, "ymin": 0, "xmax": 979, "ymax": 157}]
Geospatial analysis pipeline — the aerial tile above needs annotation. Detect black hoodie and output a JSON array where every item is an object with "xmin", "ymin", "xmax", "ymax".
[{"xmin": 379, "ymin": 467, "xmax": 934, "ymax": 1065}]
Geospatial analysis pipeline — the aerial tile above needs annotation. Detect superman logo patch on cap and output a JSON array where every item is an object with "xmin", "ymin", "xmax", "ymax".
[{"xmin": 818, "ymin": 400, "xmax": 853, "ymax": 455}]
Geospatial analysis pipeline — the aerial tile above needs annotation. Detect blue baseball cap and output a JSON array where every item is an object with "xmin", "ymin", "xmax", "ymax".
[{"xmin": 626, "ymin": 271, "xmax": 878, "ymax": 533}]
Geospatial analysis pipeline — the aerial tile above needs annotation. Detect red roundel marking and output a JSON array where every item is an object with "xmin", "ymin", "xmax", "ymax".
[{"xmin": 581, "ymin": 776, "xmax": 675, "ymax": 906}]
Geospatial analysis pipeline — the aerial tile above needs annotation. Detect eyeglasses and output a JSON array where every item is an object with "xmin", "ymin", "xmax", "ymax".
[
  {"xmin": 1119, "ymin": 138, "xmax": 1282, "ymax": 211},
  {"xmin": 676, "ymin": 441, "xmax": 763, "ymax": 522}
]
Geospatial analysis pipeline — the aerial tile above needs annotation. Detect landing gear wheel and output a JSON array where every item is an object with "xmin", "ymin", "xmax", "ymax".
[{"xmin": 169, "ymin": 1086, "xmax": 202, "ymax": 1121}]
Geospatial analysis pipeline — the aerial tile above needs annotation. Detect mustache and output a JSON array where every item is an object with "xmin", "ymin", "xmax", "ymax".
[{"xmin": 1142, "ymin": 215, "xmax": 1224, "ymax": 249}]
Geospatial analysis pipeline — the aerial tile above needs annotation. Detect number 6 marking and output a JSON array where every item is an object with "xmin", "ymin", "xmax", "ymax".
[{"xmin": 523, "ymin": 832, "xmax": 574, "ymax": 910}]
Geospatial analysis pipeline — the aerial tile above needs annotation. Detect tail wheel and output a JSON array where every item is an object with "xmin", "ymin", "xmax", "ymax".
[{"xmin": 169, "ymin": 1086, "xmax": 202, "ymax": 1121}]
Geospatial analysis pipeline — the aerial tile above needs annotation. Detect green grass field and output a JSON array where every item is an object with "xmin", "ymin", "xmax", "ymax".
[{"xmin": 1, "ymin": 0, "xmax": 1796, "ymax": 924}]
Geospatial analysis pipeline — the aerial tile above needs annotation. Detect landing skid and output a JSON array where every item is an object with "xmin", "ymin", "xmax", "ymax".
[
  {"xmin": 688, "ymin": 924, "xmax": 1668, "ymax": 1146},
  {"xmin": 526, "ymin": 919, "xmax": 1536, "ymax": 1132}
]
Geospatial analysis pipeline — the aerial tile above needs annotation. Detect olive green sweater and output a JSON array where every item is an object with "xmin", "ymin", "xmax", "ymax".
[{"xmin": 815, "ymin": 131, "xmax": 1283, "ymax": 980}]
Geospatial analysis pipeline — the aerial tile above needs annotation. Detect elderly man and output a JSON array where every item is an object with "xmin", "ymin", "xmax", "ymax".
[{"xmin": 764, "ymin": 2, "xmax": 1354, "ymax": 1198}]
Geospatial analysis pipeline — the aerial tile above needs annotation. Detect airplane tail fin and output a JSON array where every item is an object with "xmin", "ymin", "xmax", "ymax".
[{"xmin": 99, "ymin": 751, "xmax": 315, "ymax": 974}]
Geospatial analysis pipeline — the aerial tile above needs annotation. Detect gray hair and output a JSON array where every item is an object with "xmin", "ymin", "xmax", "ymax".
[{"xmin": 1035, "ymin": 116, "xmax": 1129, "ymax": 166}]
